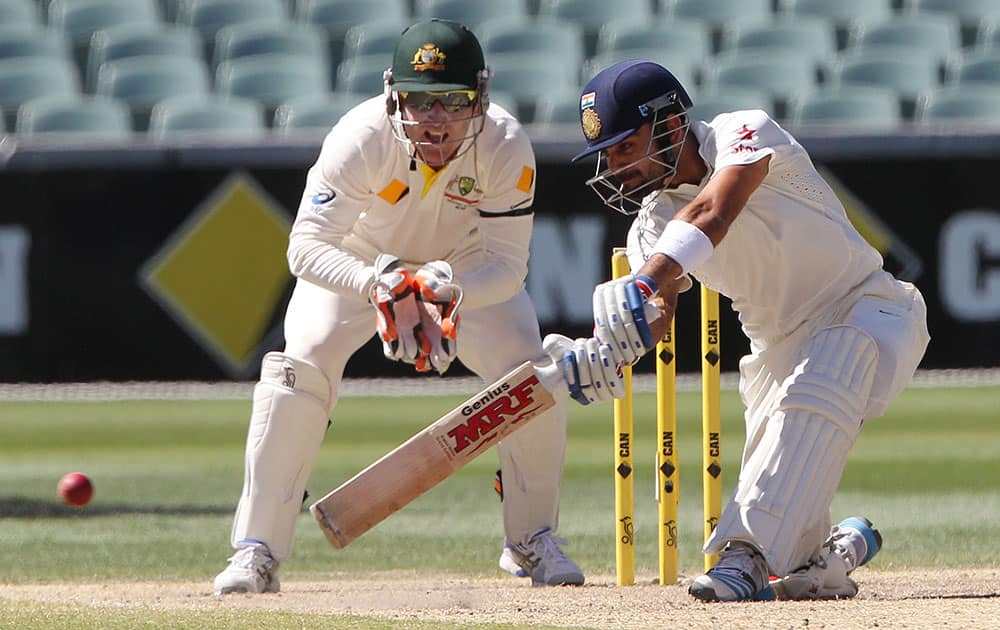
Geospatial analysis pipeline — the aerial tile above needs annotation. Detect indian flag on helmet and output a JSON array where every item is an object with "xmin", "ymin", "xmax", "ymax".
[{"xmin": 580, "ymin": 91, "xmax": 595, "ymax": 110}]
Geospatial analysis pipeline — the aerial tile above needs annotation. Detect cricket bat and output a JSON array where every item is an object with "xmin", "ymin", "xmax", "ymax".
[{"xmin": 309, "ymin": 359, "xmax": 564, "ymax": 549}]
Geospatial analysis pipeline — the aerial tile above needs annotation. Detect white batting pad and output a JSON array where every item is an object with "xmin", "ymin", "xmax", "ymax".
[
  {"xmin": 708, "ymin": 325, "xmax": 878, "ymax": 575},
  {"xmin": 231, "ymin": 352, "xmax": 332, "ymax": 562}
]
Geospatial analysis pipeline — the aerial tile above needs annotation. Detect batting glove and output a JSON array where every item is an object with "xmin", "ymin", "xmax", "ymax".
[
  {"xmin": 593, "ymin": 274, "xmax": 661, "ymax": 366},
  {"xmin": 543, "ymin": 333, "xmax": 624, "ymax": 405}
]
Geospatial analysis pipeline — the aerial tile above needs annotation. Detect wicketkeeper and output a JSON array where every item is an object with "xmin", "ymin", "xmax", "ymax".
[
  {"xmin": 214, "ymin": 19, "xmax": 583, "ymax": 594},
  {"xmin": 547, "ymin": 60, "xmax": 930, "ymax": 602}
]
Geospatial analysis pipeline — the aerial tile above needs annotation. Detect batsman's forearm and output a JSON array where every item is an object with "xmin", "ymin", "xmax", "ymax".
[{"xmin": 639, "ymin": 252, "xmax": 685, "ymax": 287}]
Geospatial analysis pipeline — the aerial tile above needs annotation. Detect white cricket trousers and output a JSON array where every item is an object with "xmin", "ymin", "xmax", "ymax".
[{"xmin": 707, "ymin": 276, "xmax": 929, "ymax": 575}]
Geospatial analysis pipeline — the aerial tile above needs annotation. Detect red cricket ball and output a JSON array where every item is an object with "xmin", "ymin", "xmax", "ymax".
[{"xmin": 57, "ymin": 472, "xmax": 94, "ymax": 508}]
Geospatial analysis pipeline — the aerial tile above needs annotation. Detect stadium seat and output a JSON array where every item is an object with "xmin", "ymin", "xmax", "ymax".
[
  {"xmin": 160, "ymin": 0, "xmax": 182, "ymax": 21},
  {"xmin": 342, "ymin": 22, "xmax": 404, "ymax": 60},
  {"xmin": 87, "ymin": 25, "xmax": 202, "ymax": 92},
  {"xmin": 704, "ymin": 50, "xmax": 823, "ymax": 119},
  {"xmin": 216, "ymin": 53, "xmax": 329, "ymax": 111},
  {"xmin": 950, "ymin": 51, "xmax": 1000, "ymax": 85},
  {"xmin": 720, "ymin": 17, "xmax": 838, "ymax": 64},
  {"xmin": 0, "ymin": 0, "xmax": 38, "ymax": 28},
  {"xmin": 580, "ymin": 49, "xmax": 699, "ymax": 93},
  {"xmin": 96, "ymin": 55, "xmax": 210, "ymax": 129},
  {"xmin": 0, "ymin": 28, "xmax": 71, "ymax": 63},
  {"xmin": 15, "ymin": 95, "xmax": 131, "ymax": 137},
  {"xmin": 787, "ymin": 86, "xmax": 901, "ymax": 129},
  {"xmin": 778, "ymin": 0, "xmax": 892, "ymax": 25},
  {"xmin": 976, "ymin": 20, "xmax": 1000, "ymax": 49},
  {"xmin": 488, "ymin": 54, "xmax": 580, "ymax": 120},
  {"xmin": 479, "ymin": 19, "xmax": 585, "ymax": 82},
  {"xmin": 298, "ymin": 0, "xmax": 406, "ymax": 74},
  {"xmin": 272, "ymin": 92, "xmax": 357, "ymax": 132},
  {"xmin": 661, "ymin": 0, "xmax": 772, "ymax": 26},
  {"xmin": 0, "ymin": 57, "xmax": 80, "ymax": 129},
  {"xmin": 917, "ymin": 85, "xmax": 1000, "ymax": 122},
  {"xmin": 335, "ymin": 53, "xmax": 390, "ymax": 97},
  {"xmin": 778, "ymin": 0, "xmax": 893, "ymax": 49},
  {"xmin": 596, "ymin": 17, "xmax": 712, "ymax": 61},
  {"xmin": 539, "ymin": 0, "xmax": 653, "ymax": 56},
  {"xmin": 847, "ymin": 14, "xmax": 962, "ymax": 64},
  {"xmin": 414, "ymin": 0, "xmax": 526, "ymax": 30},
  {"xmin": 687, "ymin": 86, "xmax": 774, "ymax": 121},
  {"xmin": 661, "ymin": 0, "xmax": 772, "ymax": 53},
  {"xmin": 836, "ymin": 51, "xmax": 941, "ymax": 98},
  {"xmin": 179, "ymin": 0, "xmax": 287, "ymax": 43},
  {"xmin": 149, "ymin": 94, "xmax": 264, "ymax": 138},
  {"xmin": 212, "ymin": 21, "xmax": 327, "ymax": 71},
  {"xmin": 299, "ymin": 0, "xmax": 407, "ymax": 38},
  {"xmin": 47, "ymin": 0, "xmax": 160, "ymax": 44},
  {"xmin": 906, "ymin": 0, "xmax": 1000, "ymax": 46}
]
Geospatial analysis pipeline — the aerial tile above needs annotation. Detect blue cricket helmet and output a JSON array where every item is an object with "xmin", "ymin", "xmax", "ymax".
[{"xmin": 573, "ymin": 60, "xmax": 693, "ymax": 162}]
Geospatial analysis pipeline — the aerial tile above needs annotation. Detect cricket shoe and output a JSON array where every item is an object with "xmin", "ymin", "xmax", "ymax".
[
  {"xmin": 499, "ymin": 539, "xmax": 529, "ymax": 577},
  {"xmin": 771, "ymin": 517, "xmax": 882, "ymax": 600},
  {"xmin": 213, "ymin": 540, "xmax": 280, "ymax": 595},
  {"xmin": 688, "ymin": 542, "xmax": 776, "ymax": 602},
  {"xmin": 505, "ymin": 528, "xmax": 585, "ymax": 586}
]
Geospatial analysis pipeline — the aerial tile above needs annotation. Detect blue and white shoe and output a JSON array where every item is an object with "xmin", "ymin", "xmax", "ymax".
[
  {"xmin": 771, "ymin": 516, "xmax": 882, "ymax": 600},
  {"xmin": 689, "ymin": 542, "xmax": 776, "ymax": 602}
]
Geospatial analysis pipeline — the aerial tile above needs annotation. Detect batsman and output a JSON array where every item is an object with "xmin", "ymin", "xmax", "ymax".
[
  {"xmin": 213, "ymin": 19, "xmax": 584, "ymax": 594},
  {"xmin": 547, "ymin": 60, "xmax": 930, "ymax": 602}
]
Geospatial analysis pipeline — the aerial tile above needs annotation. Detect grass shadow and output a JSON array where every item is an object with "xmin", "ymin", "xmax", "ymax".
[{"xmin": 0, "ymin": 496, "xmax": 232, "ymax": 518}]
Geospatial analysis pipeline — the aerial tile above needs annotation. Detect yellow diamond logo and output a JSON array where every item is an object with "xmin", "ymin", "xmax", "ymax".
[{"xmin": 140, "ymin": 173, "xmax": 291, "ymax": 376}]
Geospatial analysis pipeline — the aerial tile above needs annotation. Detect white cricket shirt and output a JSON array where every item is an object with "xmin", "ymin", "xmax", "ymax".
[
  {"xmin": 287, "ymin": 96, "xmax": 537, "ymax": 309},
  {"xmin": 628, "ymin": 109, "xmax": 886, "ymax": 343}
]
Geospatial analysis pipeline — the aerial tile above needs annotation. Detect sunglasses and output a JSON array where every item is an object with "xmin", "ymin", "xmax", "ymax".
[{"xmin": 400, "ymin": 90, "xmax": 478, "ymax": 113}]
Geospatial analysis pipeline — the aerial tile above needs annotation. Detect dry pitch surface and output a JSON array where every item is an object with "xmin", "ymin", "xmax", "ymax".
[{"xmin": 5, "ymin": 569, "xmax": 1000, "ymax": 629}]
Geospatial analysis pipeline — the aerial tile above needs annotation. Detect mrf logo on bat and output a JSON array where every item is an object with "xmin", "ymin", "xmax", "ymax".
[{"xmin": 434, "ymin": 374, "xmax": 548, "ymax": 459}]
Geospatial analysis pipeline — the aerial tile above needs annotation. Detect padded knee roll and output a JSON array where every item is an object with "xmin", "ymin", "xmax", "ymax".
[
  {"xmin": 709, "ymin": 326, "xmax": 878, "ymax": 574},
  {"xmin": 231, "ymin": 352, "xmax": 332, "ymax": 562}
]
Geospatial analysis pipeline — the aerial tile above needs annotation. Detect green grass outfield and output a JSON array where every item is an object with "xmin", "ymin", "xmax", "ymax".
[{"xmin": 2, "ymin": 382, "xmax": 999, "ymax": 628}]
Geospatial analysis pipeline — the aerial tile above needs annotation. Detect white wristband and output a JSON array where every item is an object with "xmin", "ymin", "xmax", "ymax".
[{"xmin": 652, "ymin": 220, "xmax": 714, "ymax": 274}]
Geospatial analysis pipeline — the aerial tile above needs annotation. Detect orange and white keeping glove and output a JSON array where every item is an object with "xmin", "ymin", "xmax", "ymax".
[
  {"xmin": 412, "ymin": 260, "xmax": 463, "ymax": 374},
  {"xmin": 370, "ymin": 254, "xmax": 428, "ymax": 366}
]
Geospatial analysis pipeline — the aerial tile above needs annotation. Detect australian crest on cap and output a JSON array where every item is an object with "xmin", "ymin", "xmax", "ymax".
[
  {"xmin": 412, "ymin": 44, "xmax": 446, "ymax": 71},
  {"xmin": 581, "ymin": 108, "xmax": 602, "ymax": 140}
]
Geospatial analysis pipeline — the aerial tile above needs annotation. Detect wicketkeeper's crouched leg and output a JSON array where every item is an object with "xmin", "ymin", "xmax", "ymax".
[
  {"xmin": 231, "ymin": 352, "xmax": 333, "ymax": 562},
  {"xmin": 458, "ymin": 290, "xmax": 569, "ymax": 542},
  {"xmin": 459, "ymin": 290, "xmax": 583, "ymax": 585}
]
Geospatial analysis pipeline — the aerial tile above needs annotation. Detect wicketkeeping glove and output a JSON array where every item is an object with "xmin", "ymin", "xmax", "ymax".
[
  {"xmin": 542, "ymin": 333, "xmax": 624, "ymax": 405},
  {"xmin": 592, "ymin": 274, "xmax": 661, "ymax": 366},
  {"xmin": 370, "ymin": 254, "xmax": 428, "ymax": 366},
  {"xmin": 412, "ymin": 260, "xmax": 463, "ymax": 374}
]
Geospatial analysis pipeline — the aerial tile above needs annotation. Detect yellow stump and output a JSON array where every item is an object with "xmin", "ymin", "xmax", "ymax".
[
  {"xmin": 655, "ymin": 318, "xmax": 679, "ymax": 585},
  {"xmin": 700, "ymin": 285, "xmax": 722, "ymax": 571},
  {"xmin": 611, "ymin": 249, "xmax": 635, "ymax": 585}
]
